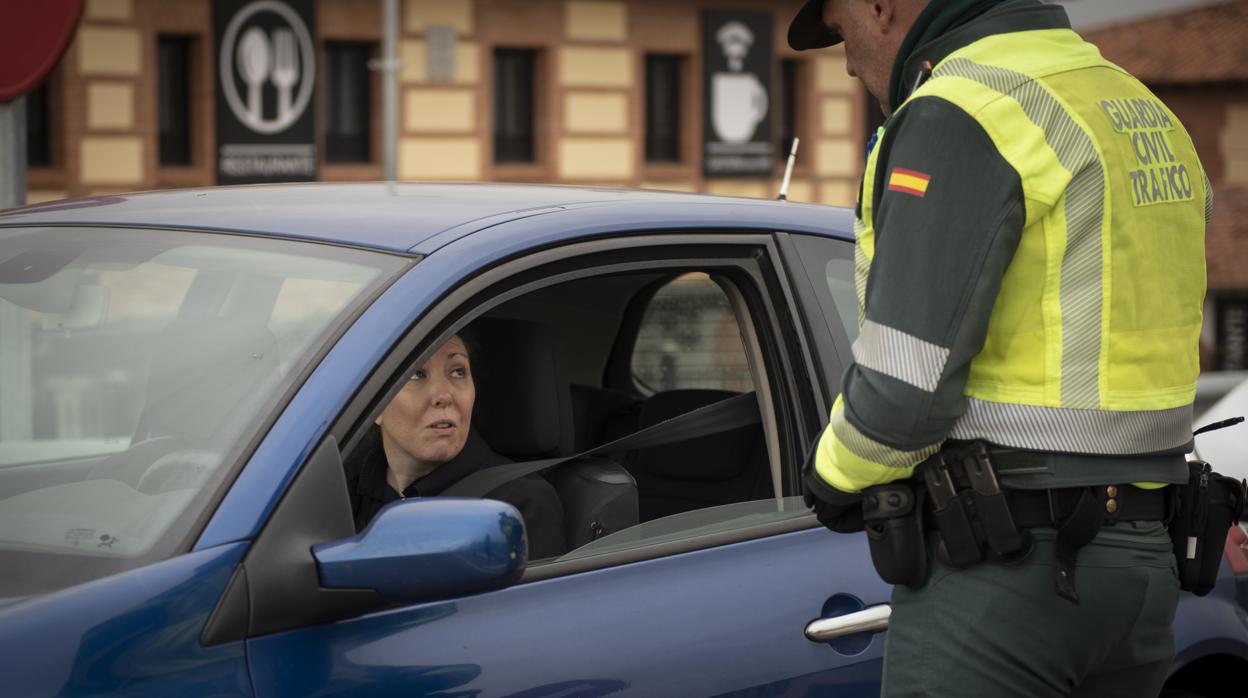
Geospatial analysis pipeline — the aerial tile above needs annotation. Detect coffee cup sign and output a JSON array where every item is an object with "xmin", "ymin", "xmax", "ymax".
[
  {"xmin": 712, "ymin": 73, "xmax": 769, "ymax": 145},
  {"xmin": 711, "ymin": 22, "xmax": 769, "ymax": 145},
  {"xmin": 702, "ymin": 11, "xmax": 773, "ymax": 177}
]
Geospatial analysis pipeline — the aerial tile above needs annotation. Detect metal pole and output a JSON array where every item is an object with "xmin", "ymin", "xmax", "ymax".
[
  {"xmin": 0, "ymin": 301, "xmax": 33, "ymax": 441},
  {"xmin": 0, "ymin": 96, "xmax": 27, "ymax": 209},
  {"xmin": 382, "ymin": 0, "xmax": 399, "ymax": 181},
  {"xmin": 0, "ymin": 97, "xmax": 32, "ymax": 441}
]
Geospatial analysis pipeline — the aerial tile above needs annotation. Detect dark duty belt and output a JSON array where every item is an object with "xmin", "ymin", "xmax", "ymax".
[
  {"xmin": 920, "ymin": 442, "xmax": 1172, "ymax": 604},
  {"xmin": 1012, "ymin": 484, "xmax": 1169, "ymax": 603},
  {"xmin": 1005, "ymin": 483, "xmax": 1169, "ymax": 529}
]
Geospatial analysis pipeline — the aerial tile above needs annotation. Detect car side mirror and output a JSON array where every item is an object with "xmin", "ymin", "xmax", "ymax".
[{"xmin": 312, "ymin": 497, "xmax": 527, "ymax": 604}]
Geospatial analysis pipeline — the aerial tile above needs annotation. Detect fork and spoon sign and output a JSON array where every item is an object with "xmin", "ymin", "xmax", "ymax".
[{"xmin": 237, "ymin": 26, "xmax": 299, "ymax": 124}]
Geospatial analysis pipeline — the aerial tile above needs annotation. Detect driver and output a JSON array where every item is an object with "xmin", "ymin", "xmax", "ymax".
[{"xmin": 346, "ymin": 334, "xmax": 568, "ymax": 560}]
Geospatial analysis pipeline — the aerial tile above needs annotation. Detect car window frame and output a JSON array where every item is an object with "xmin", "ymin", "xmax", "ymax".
[
  {"xmin": 774, "ymin": 231, "xmax": 855, "ymax": 410},
  {"xmin": 327, "ymin": 232, "xmax": 826, "ymax": 583}
]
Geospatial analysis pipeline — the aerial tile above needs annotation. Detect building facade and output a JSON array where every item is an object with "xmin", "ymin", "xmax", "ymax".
[
  {"xmin": 23, "ymin": 0, "xmax": 876, "ymax": 207},
  {"xmin": 23, "ymin": 0, "xmax": 1245, "ymax": 371}
]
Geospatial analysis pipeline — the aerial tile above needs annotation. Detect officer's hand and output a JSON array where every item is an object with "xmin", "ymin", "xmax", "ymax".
[{"xmin": 803, "ymin": 469, "xmax": 865, "ymax": 533}]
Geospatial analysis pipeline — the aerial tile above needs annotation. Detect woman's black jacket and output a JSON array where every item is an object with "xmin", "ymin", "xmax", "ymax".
[{"xmin": 345, "ymin": 427, "xmax": 568, "ymax": 560}]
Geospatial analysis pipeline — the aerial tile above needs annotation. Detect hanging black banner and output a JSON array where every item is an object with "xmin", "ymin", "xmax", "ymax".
[
  {"xmin": 214, "ymin": 0, "xmax": 317, "ymax": 184},
  {"xmin": 702, "ymin": 10, "xmax": 773, "ymax": 178}
]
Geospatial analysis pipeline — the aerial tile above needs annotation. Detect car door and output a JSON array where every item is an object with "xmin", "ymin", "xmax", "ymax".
[{"xmin": 239, "ymin": 228, "xmax": 890, "ymax": 697}]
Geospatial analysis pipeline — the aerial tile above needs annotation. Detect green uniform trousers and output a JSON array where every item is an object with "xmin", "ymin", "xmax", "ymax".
[{"xmin": 882, "ymin": 521, "xmax": 1180, "ymax": 697}]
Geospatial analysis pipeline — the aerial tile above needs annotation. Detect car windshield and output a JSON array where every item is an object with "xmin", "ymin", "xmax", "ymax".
[{"xmin": 0, "ymin": 226, "xmax": 405, "ymax": 598}]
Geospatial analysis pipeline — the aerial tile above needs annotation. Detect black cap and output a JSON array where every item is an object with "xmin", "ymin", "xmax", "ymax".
[{"xmin": 788, "ymin": 0, "xmax": 842, "ymax": 51}]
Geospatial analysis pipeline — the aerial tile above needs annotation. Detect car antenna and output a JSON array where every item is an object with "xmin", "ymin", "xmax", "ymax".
[
  {"xmin": 1194, "ymin": 416, "xmax": 1245, "ymax": 436},
  {"xmin": 777, "ymin": 137, "xmax": 800, "ymax": 201}
]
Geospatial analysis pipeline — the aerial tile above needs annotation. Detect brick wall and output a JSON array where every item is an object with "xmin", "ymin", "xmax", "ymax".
[
  {"xmin": 1152, "ymin": 83, "xmax": 1248, "ymax": 189},
  {"xmin": 24, "ymin": 0, "xmax": 871, "ymax": 206}
]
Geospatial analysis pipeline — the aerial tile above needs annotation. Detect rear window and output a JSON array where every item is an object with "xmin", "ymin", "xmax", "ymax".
[
  {"xmin": 630, "ymin": 272, "xmax": 751, "ymax": 393},
  {"xmin": 0, "ymin": 226, "xmax": 405, "ymax": 598}
]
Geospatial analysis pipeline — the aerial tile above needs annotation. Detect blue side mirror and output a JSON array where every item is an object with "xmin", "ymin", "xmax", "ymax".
[{"xmin": 312, "ymin": 498, "xmax": 526, "ymax": 604}]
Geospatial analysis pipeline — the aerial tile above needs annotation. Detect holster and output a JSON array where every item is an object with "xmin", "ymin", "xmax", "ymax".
[
  {"xmin": 862, "ymin": 480, "xmax": 928, "ymax": 589},
  {"xmin": 1169, "ymin": 460, "xmax": 1247, "ymax": 596},
  {"xmin": 921, "ymin": 453, "xmax": 983, "ymax": 568},
  {"xmin": 920, "ymin": 444, "xmax": 1033, "ymax": 570}
]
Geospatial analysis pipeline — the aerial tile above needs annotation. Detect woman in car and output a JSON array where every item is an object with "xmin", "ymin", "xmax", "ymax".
[{"xmin": 345, "ymin": 332, "xmax": 568, "ymax": 559}]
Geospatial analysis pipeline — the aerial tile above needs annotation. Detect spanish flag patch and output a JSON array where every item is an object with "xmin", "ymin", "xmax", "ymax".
[{"xmin": 887, "ymin": 168, "xmax": 931, "ymax": 197}]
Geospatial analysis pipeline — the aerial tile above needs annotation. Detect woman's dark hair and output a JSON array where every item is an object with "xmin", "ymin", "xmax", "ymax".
[{"xmin": 456, "ymin": 324, "xmax": 482, "ymax": 370}]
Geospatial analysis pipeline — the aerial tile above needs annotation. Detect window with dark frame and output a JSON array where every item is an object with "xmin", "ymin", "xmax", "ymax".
[
  {"xmin": 25, "ymin": 82, "xmax": 51, "ymax": 168},
  {"xmin": 157, "ymin": 35, "xmax": 193, "ymax": 167},
  {"xmin": 645, "ymin": 54, "xmax": 682, "ymax": 163},
  {"xmin": 324, "ymin": 41, "xmax": 374, "ymax": 164},
  {"xmin": 777, "ymin": 59, "xmax": 800, "ymax": 163},
  {"xmin": 493, "ymin": 48, "xmax": 537, "ymax": 164}
]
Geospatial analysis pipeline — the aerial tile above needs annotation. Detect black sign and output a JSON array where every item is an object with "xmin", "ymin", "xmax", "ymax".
[
  {"xmin": 214, "ymin": 0, "xmax": 317, "ymax": 184},
  {"xmin": 1217, "ymin": 296, "xmax": 1248, "ymax": 370},
  {"xmin": 702, "ymin": 10, "xmax": 773, "ymax": 178}
]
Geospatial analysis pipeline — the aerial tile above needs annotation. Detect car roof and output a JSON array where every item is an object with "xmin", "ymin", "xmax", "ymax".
[{"xmin": 0, "ymin": 182, "xmax": 851, "ymax": 253}]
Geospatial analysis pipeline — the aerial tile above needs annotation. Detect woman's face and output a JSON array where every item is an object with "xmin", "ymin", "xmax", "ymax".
[{"xmin": 375, "ymin": 336, "xmax": 476, "ymax": 469}]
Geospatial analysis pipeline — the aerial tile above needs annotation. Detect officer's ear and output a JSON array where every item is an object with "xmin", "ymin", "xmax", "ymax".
[{"xmin": 871, "ymin": 0, "xmax": 897, "ymax": 31}]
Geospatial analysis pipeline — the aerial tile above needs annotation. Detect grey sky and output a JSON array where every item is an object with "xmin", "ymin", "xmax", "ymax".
[{"xmin": 1051, "ymin": 0, "xmax": 1232, "ymax": 29}]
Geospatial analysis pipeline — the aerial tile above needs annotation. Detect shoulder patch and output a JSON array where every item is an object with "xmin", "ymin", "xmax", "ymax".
[{"xmin": 887, "ymin": 168, "xmax": 931, "ymax": 198}]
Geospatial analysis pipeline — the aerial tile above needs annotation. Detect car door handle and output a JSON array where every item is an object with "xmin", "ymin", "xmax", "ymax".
[{"xmin": 804, "ymin": 605, "xmax": 891, "ymax": 642}]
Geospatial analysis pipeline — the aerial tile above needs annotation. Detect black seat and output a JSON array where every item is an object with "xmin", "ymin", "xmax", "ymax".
[
  {"xmin": 569, "ymin": 384, "xmax": 639, "ymax": 453},
  {"xmin": 470, "ymin": 318, "xmax": 639, "ymax": 549},
  {"xmin": 625, "ymin": 389, "xmax": 771, "ymax": 522}
]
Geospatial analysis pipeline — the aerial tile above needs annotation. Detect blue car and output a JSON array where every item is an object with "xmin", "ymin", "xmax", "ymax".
[{"xmin": 0, "ymin": 183, "xmax": 1244, "ymax": 697}]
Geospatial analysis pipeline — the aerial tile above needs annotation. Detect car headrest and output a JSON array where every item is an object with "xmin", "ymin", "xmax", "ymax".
[
  {"xmin": 468, "ymin": 317, "xmax": 575, "ymax": 459},
  {"xmin": 633, "ymin": 389, "xmax": 761, "ymax": 481}
]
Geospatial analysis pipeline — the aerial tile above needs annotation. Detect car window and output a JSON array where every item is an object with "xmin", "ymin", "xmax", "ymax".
[
  {"xmin": 790, "ymin": 234, "xmax": 859, "ymax": 342},
  {"xmin": 345, "ymin": 254, "xmax": 811, "ymax": 572},
  {"xmin": 823, "ymin": 257, "xmax": 858, "ymax": 338},
  {"xmin": 630, "ymin": 272, "xmax": 751, "ymax": 393},
  {"xmin": 0, "ymin": 226, "xmax": 404, "ymax": 597}
]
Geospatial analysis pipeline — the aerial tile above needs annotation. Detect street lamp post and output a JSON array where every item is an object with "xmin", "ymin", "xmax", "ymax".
[
  {"xmin": 382, "ymin": 0, "xmax": 399, "ymax": 181},
  {"xmin": 0, "ymin": 96, "xmax": 26, "ymax": 209}
]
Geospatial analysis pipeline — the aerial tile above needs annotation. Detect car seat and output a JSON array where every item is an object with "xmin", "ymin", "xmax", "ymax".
[
  {"xmin": 625, "ymin": 389, "xmax": 770, "ymax": 522},
  {"xmin": 469, "ymin": 317, "xmax": 639, "ymax": 550}
]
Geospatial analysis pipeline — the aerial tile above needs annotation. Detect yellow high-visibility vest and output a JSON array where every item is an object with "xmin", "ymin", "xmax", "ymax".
[{"xmin": 824, "ymin": 28, "xmax": 1209, "ymax": 492}]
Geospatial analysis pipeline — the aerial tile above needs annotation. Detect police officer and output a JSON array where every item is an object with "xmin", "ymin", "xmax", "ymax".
[{"xmin": 789, "ymin": 0, "xmax": 1210, "ymax": 695}]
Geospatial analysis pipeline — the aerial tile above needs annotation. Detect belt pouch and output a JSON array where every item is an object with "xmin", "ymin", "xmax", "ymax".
[
  {"xmin": 921, "ymin": 458, "xmax": 982, "ymax": 568},
  {"xmin": 863, "ymin": 481, "xmax": 928, "ymax": 589},
  {"xmin": 961, "ymin": 445, "xmax": 1029, "ymax": 560},
  {"xmin": 1171, "ymin": 461, "xmax": 1247, "ymax": 596}
]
